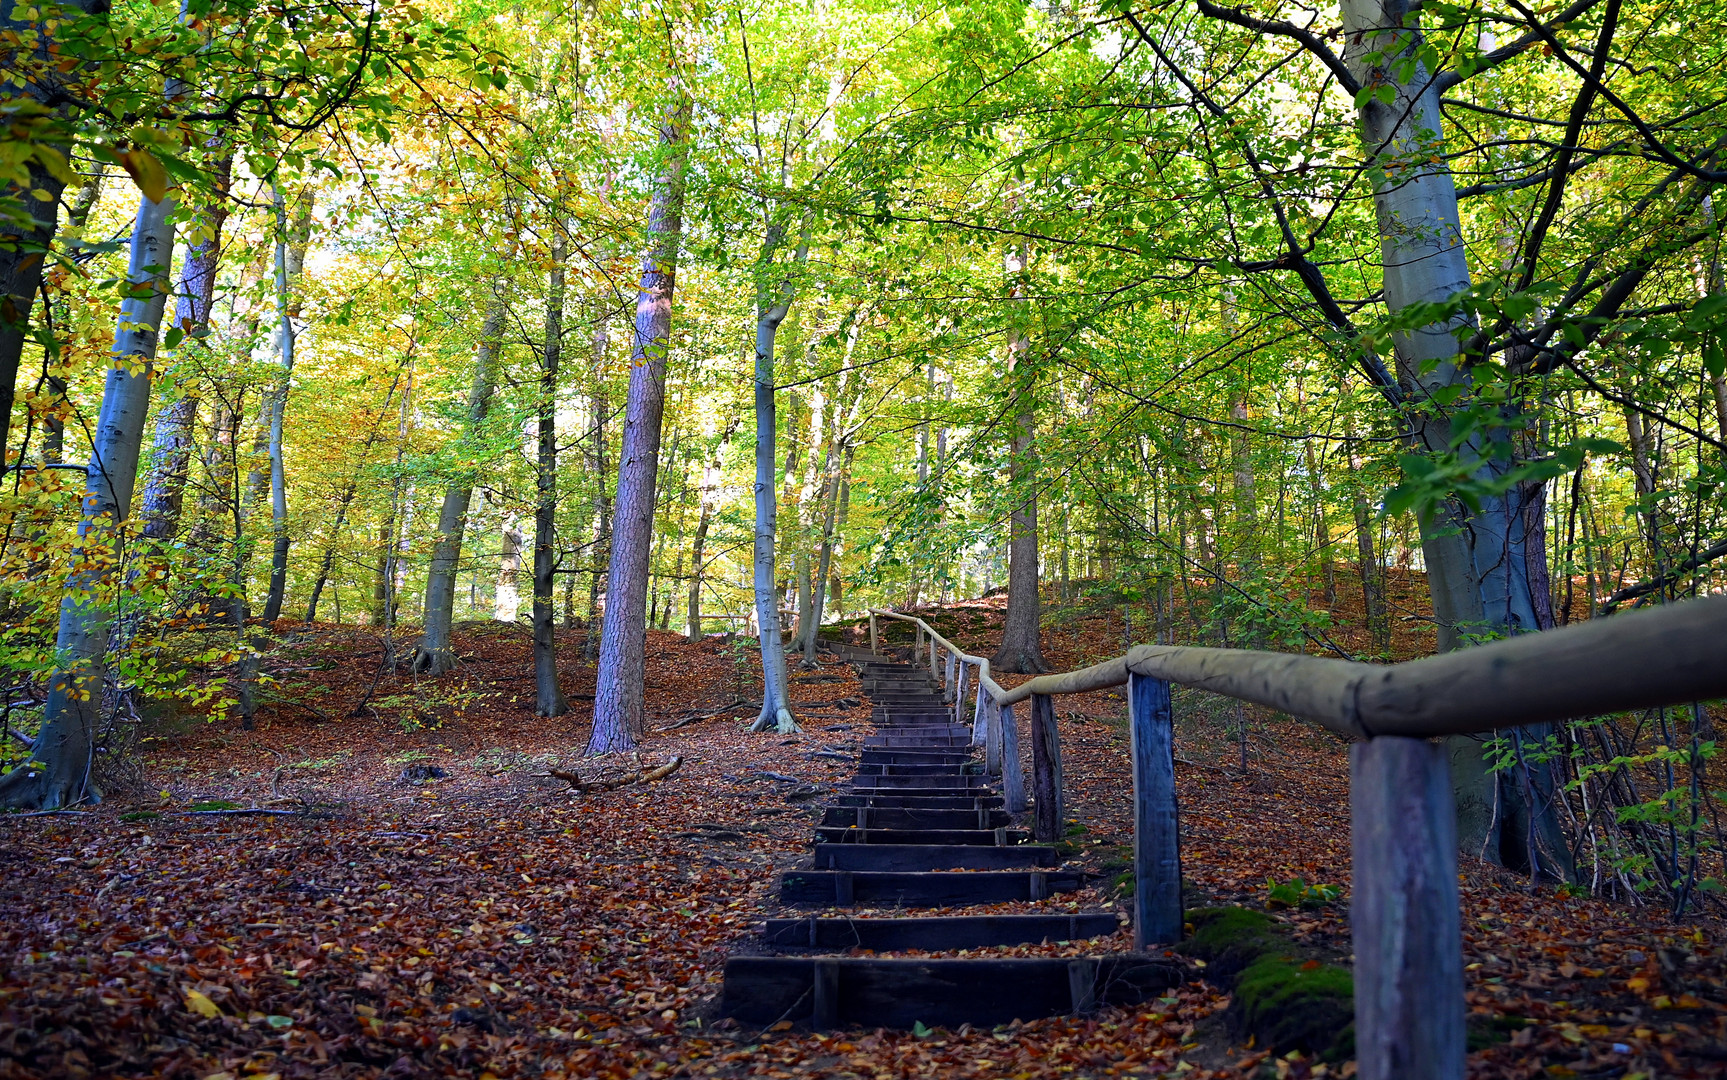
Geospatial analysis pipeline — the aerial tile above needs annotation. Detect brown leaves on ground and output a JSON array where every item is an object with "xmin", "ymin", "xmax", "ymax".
[{"xmin": 0, "ymin": 606, "xmax": 1723, "ymax": 1078}]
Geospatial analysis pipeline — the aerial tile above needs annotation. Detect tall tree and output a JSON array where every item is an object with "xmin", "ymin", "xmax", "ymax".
[
  {"xmin": 587, "ymin": 93, "xmax": 691, "ymax": 754},
  {"xmin": 534, "ymin": 235, "xmax": 569, "ymax": 716},
  {"xmin": 0, "ymin": 182, "xmax": 177, "ymax": 808},
  {"xmin": 992, "ymin": 243, "xmax": 1048, "ymax": 673}
]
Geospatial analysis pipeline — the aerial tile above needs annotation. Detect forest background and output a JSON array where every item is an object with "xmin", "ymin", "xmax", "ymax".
[{"xmin": 2, "ymin": 0, "xmax": 1726, "ymax": 913}]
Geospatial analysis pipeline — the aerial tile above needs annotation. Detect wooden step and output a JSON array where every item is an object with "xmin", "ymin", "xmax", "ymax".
[
  {"xmin": 858, "ymin": 748, "xmax": 975, "ymax": 765},
  {"xmin": 872, "ymin": 709, "xmax": 958, "ymax": 723},
  {"xmin": 810, "ymin": 843, "xmax": 1054, "ymax": 871},
  {"xmin": 762, "ymin": 912, "xmax": 1119, "ymax": 950},
  {"xmin": 813, "ymin": 827, "xmax": 1030, "ymax": 846},
  {"xmin": 819, "ymin": 806, "xmax": 1012, "ymax": 830},
  {"xmin": 720, "ymin": 955, "xmax": 1183, "ymax": 1029},
  {"xmin": 852, "ymin": 775, "xmax": 989, "ymax": 791},
  {"xmin": 827, "ymin": 793, "xmax": 1002, "ymax": 809},
  {"xmin": 863, "ymin": 728, "xmax": 971, "ymax": 745},
  {"xmin": 780, "ymin": 868, "xmax": 1077, "ymax": 906},
  {"xmin": 855, "ymin": 762, "xmax": 980, "ymax": 776}
]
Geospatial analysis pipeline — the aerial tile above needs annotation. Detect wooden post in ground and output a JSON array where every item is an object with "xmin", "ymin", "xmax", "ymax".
[
  {"xmin": 868, "ymin": 612, "xmax": 878, "ymax": 654},
  {"xmin": 1029, "ymin": 693, "xmax": 1063, "ymax": 842},
  {"xmin": 944, "ymin": 649, "xmax": 957, "ymax": 703},
  {"xmin": 1350, "ymin": 737, "xmax": 1465, "ymax": 1080},
  {"xmin": 977, "ymin": 680, "xmax": 998, "ymax": 765},
  {"xmin": 1129, "ymin": 672, "xmax": 1182, "ymax": 948},
  {"xmin": 929, "ymin": 636, "xmax": 941, "ymax": 684},
  {"xmin": 955, "ymin": 660, "xmax": 970, "ymax": 729},
  {"xmin": 1000, "ymin": 701, "xmax": 1026, "ymax": 812}
]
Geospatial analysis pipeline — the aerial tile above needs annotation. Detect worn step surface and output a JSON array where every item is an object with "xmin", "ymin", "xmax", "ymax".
[
  {"xmin": 781, "ymin": 868, "xmax": 1081, "ymax": 906},
  {"xmin": 721, "ymin": 955, "xmax": 1183, "ymax": 1029},
  {"xmin": 827, "ymin": 792, "xmax": 1002, "ymax": 809},
  {"xmin": 813, "ymin": 826, "xmax": 1030, "ymax": 846},
  {"xmin": 810, "ymin": 842, "xmax": 1056, "ymax": 871},
  {"xmin": 819, "ymin": 806, "xmax": 1012, "ymax": 830},
  {"xmin": 762, "ymin": 913, "xmax": 1119, "ymax": 950}
]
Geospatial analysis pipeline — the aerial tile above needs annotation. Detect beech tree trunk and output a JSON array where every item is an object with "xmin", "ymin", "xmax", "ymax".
[
  {"xmin": 583, "ymin": 301, "xmax": 612, "ymax": 659},
  {"xmin": 138, "ymin": 150, "xmax": 231, "ymax": 540},
  {"xmin": 1341, "ymin": 0, "xmax": 1573, "ymax": 879},
  {"xmin": 495, "ymin": 520, "xmax": 523, "ymax": 622},
  {"xmin": 587, "ymin": 96, "xmax": 690, "ymax": 755},
  {"xmin": 687, "ymin": 417, "xmax": 737, "ymax": 640},
  {"xmin": 413, "ymin": 286, "xmax": 508, "ymax": 673},
  {"xmin": 992, "ymin": 246, "xmax": 1048, "ymax": 673},
  {"xmin": 534, "ymin": 238, "xmax": 568, "ymax": 716},
  {"xmin": 261, "ymin": 185, "xmax": 311, "ymax": 623},
  {"xmin": 0, "ymin": 187, "xmax": 177, "ymax": 808},
  {"xmin": 750, "ymin": 224, "xmax": 809, "ymax": 734}
]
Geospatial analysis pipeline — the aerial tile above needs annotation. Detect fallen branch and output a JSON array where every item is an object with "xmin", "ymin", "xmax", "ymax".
[
  {"xmin": 655, "ymin": 700, "xmax": 758, "ymax": 731},
  {"xmin": 548, "ymin": 755, "xmax": 683, "ymax": 795}
]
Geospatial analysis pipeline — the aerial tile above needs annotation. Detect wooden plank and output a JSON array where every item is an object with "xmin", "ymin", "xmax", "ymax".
[
  {"xmin": 820, "ymin": 807, "xmax": 1011, "ymax": 830},
  {"xmin": 828, "ymin": 793, "xmax": 1003, "ymax": 809},
  {"xmin": 869, "ymin": 612, "xmax": 878, "ymax": 654},
  {"xmin": 812, "ymin": 827, "xmax": 1032, "ymax": 847},
  {"xmin": 1067, "ymin": 958, "xmax": 1097, "ymax": 1015},
  {"xmin": 779, "ymin": 869, "xmax": 1081, "ymax": 906},
  {"xmin": 1129, "ymin": 672, "xmax": 1182, "ymax": 948},
  {"xmin": 810, "ymin": 843, "xmax": 1054, "ymax": 871},
  {"xmin": 1030, "ymin": 693, "xmax": 1063, "ymax": 843},
  {"xmin": 1351, "ymin": 737, "xmax": 1465, "ymax": 1080},
  {"xmin": 855, "ymin": 762, "xmax": 980, "ymax": 776},
  {"xmin": 761, "ymin": 913, "xmax": 1117, "ymax": 950},
  {"xmin": 719, "ymin": 955, "xmax": 1184, "ymax": 1029},
  {"xmin": 1000, "ymin": 702, "xmax": 1026, "ymax": 812},
  {"xmin": 955, "ymin": 659, "xmax": 969, "ymax": 728}
]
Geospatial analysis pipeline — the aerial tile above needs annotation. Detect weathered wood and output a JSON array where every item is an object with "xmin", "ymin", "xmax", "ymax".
[
  {"xmin": 858, "ymin": 748, "xmax": 975, "ymax": 765},
  {"xmin": 810, "ymin": 842, "xmax": 1053, "ymax": 871},
  {"xmin": 869, "ymin": 612, "xmax": 878, "ymax": 654},
  {"xmin": 1067, "ymin": 958, "xmax": 1098, "ymax": 1015},
  {"xmin": 820, "ymin": 806, "xmax": 1011, "ymax": 830},
  {"xmin": 812, "ymin": 959, "xmax": 840, "ymax": 1030},
  {"xmin": 855, "ymin": 761, "xmax": 981, "ymax": 776},
  {"xmin": 1000, "ymin": 702, "xmax": 1026, "ymax": 812},
  {"xmin": 1029, "ymin": 693, "xmax": 1063, "ymax": 843},
  {"xmin": 1129, "ymin": 672, "xmax": 1182, "ymax": 948},
  {"xmin": 813, "ymin": 826, "xmax": 1031, "ymax": 846},
  {"xmin": 762, "ymin": 913, "xmax": 1116, "ymax": 950},
  {"xmin": 779, "ymin": 868, "xmax": 1079, "ymax": 906},
  {"xmin": 1351, "ymin": 737, "xmax": 1465, "ymax": 1080},
  {"xmin": 827, "ymin": 793, "xmax": 1003, "ymax": 809},
  {"xmin": 954, "ymin": 659, "xmax": 969, "ymax": 727},
  {"xmin": 929, "ymin": 636, "xmax": 941, "ymax": 684},
  {"xmin": 720, "ymin": 955, "xmax": 1184, "ymax": 1029}
]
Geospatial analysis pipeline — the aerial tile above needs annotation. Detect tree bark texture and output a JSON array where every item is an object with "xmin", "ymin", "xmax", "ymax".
[
  {"xmin": 535, "ymin": 239, "xmax": 568, "ymax": 716},
  {"xmin": 261, "ymin": 185, "xmax": 311, "ymax": 623},
  {"xmin": 588, "ymin": 96, "xmax": 690, "ymax": 754},
  {"xmin": 0, "ymin": 187, "xmax": 176, "ymax": 808},
  {"xmin": 413, "ymin": 285, "xmax": 508, "ymax": 673},
  {"xmin": 1340, "ymin": 0, "xmax": 1570, "ymax": 876},
  {"xmin": 994, "ymin": 400, "xmax": 1047, "ymax": 673}
]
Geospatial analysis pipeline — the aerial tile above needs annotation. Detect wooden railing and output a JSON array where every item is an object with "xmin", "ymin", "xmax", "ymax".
[{"xmin": 868, "ymin": 597, "xmax": 1727, "ymax": 1080}]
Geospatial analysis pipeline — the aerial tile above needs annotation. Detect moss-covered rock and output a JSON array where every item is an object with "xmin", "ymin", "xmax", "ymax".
[{"xmin": 1180, "ymin": 907, "xmax": 1354, "ymax": 1062}]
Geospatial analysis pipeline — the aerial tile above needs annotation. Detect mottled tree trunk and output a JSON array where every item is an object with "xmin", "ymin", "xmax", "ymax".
[
  {"xmin": 583, "ymin": 302, "xmax": 611, "ymax": 660},
  {"xmin": 992, "ymin": 246, "xmax": 1047, "ymax": 673},
  {"xmin": 534, "ymin": 239, "xmax": 569, "ymax": 716},
  {"xmin": 587, "ymin": 96, "xmax": 690, "ymax": 754},
  {"xmin": 261, "ymin": 186, "xmax": 312, "ymax": 623},
  {"xmin": 413, "ymin": 287, "xmax": 508, "ymax": 673},
  {"xmin": 0, "ymin": 187, "xmax": 176, "ymax": 808}
]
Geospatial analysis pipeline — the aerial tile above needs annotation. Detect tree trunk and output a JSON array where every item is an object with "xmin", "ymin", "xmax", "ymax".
[
  {"xmin": 750, "ymin": 223, "xmax": 810, "ymax": 734},
  {"xmin": 138, "ymin": 150, "xmax": 231, "ymax": 540},
  {"xmin": 261, "ymin": 185, "xmax": 311, "ymax": 623},
  {"xmin": 534, "ymin": 237, "xmax": 568, "ymax": 715},
  {"xmin": 413, "ymin": 285, "xmax": 508, "ymax": 673},
  {"xmin": 0, "ymin": 186, "xmax": 176, "ymax": 809},
  {"xmin": 687, "ymin": 417, "xmax": 737, "ymax": 641},
  {"xmin": 588, "ymin": 96, "xmax": 690, "ymax": 755},
  {"xmin": 495, "ymin": 520, "xmax": 523, "ymax": 622},
  {"xmin": 1341, "ymin": 0, "xmax": 1573, "ymax": 879},
  {"xmin": 993, "ymin": 246, "xmax": 1048, "ymax": 673},
  {"xmin": 805, "ymin": 444, "xmax": 852, "ymax": 664},
  {"xmin": 583, "ymin": 301, "xmax": 612, "ymax": 660}
]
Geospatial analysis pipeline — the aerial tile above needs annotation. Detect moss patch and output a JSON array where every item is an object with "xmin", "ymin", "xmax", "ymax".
[{"xmin": 1180, "ymin": 907, "xmax": 1354, "ymax": 1062}]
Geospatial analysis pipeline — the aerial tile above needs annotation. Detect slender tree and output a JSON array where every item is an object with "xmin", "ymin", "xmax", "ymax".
[{"xmin": 534, "ymin": 236, "xmax": 568, "ymax": 716}]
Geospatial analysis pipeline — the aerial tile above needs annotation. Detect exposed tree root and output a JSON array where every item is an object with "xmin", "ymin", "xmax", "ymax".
[{"xmin": 548, "ymin": 754, "xmax": 682, "ymax": 794}]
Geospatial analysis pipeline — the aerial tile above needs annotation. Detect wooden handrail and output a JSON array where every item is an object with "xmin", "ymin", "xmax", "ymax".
[
  {"xmin": 868, "ymin": 608, "xmax": 1008, "ymax": 701},
  {"xmin": 909, "ymin": 595, "xmax": 1727, "ymax": 739}
]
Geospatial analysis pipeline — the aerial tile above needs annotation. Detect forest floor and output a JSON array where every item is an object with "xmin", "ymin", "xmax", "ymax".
[{"xmin": 1, "ymin": 576, "xmax": 1725, "ymax": 1079}]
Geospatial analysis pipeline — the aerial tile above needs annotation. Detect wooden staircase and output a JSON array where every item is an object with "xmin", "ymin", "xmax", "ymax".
[{"xmin": 719, "ymin": 638, "xmax": 1183, "ymax": 1031}]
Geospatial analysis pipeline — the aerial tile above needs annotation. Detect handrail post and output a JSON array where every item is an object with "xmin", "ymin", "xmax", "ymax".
[
  {"xmin": 1129, "ymin": 672, "xmax": 1181, "ymax": 948},
  {"xmin": 954, "ymin": 658, "xmax": 969, "ymax": 728},
  {"xmin": 868, "ymin": 612, "xmax": 878, "ymax": 654},
  {"xmin": 1351, "ymin": 737, "xmax": 1465, "ymax": 1080},
  {"xmin": 928, "ymin": 635, "xmax": 940, "ymax": 684},
  {"xmin": 977, "ymin": 681, "xmax": 998, "ymax": 766},
  {"xmin": 999, "ymin": 701, "xmax": 1026, "ymax": 812},
  {"xmin": 944, "ymin": 649, "xmax": 957, "ymax": 704},
  {"xmin": 1029, "ymin": 693, "xmax": 1064, "ymax": 842}
]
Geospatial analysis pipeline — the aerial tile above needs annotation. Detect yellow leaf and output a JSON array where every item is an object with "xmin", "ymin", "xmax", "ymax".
[
  {"xmin": 185, "ymin": 989, "xmax": 221, "ymax": 1018},
  {"xmin": 119, "ymin": 148, "xmax": 169, "ymax": 204},
  {"xmin": 30, "ymin": 187, "xmax": 51, "ymax": 201}
]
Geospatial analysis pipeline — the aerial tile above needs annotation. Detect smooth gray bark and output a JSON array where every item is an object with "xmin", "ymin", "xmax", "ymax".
[
  {"xmin": 412, "ymin": 287, "xmax": 507, "ymax": 673},
  {"xmin": 534, "ymin": 238, "xmax": 568, "ymax": 716},
  {"xmin": 587, "ymin": 96, "xmax": 690, "ymax": 754},
  {"xmin": 0, "ymin": 187, "xmax": 176, "ymax": 808},
  {"xmin": 260, "ymin": 185, "xmax": 310, "ymax": 623},
  {"xmin": 1340, "ymin": 0, "xmax": 1572, "ymax": 877},
  {"xmin": 749, "ymin": 225, "xmax": 809, "ymax": 734}
]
